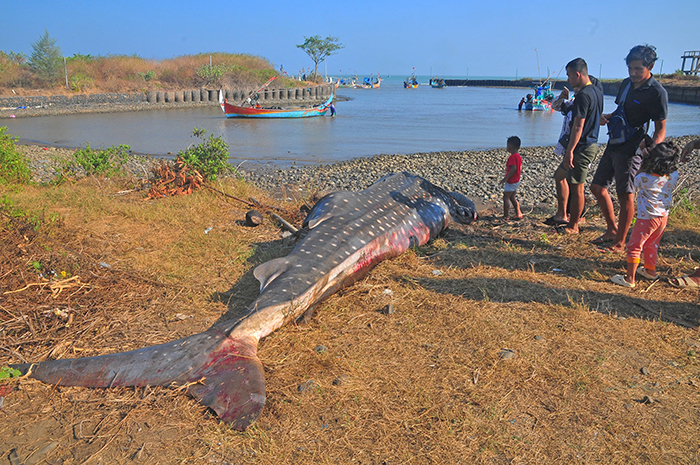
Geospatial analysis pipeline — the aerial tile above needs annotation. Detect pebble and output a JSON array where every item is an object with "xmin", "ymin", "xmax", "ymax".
[
  {"xmin": 499, "ymin": 348, "xmax": 516, "ymax": 360},
  {"xmin": 313, "ymin": 345, "xmax": 328, "ymax": 354},
  {"xmin": 534, "ymin": 335, "xmax": 545, "ymax": 341},
  {"xmin": 298, "ymin": 379, "xmax": 319, "ymax": 393},
  {"xmin": 641, "ymin": 366, "xmax": 650, "ymax": 376},
  {"xmin": 332, "ymin": 375, "xmax": 349, "ymax": 386}
]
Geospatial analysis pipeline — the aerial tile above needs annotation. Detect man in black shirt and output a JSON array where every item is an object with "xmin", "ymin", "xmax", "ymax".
[
  {"xmin": 590, "ymin": 45, "xmax": 668, "ymax": 252},
  {"xmin": 558, "ymin": 58, "xmax": 604, "ymax": 234}
]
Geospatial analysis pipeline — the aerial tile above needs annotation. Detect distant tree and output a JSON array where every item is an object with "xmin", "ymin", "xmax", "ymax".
[
  {"xmin": 296, "ymin": 35, "xmax": 343, "ymax": 79},
  {"xmin": 29, "ymin": 29, "xmax": 63, "ymax": 84}
]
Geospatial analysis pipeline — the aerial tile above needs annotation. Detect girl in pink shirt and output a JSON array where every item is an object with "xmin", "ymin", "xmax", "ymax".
[{"xmin": 611, "ymin": 142, "xmax": 679, "ymax": 288}]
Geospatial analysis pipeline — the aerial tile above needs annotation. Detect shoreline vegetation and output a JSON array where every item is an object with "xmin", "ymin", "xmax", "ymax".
[{"xmin": 17, "ymin": 134, "xmax": 700, "ymax": 209}]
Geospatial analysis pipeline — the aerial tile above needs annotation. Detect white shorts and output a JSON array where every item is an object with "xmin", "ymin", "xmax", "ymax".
[{"xmin": 504, "ymin": 182, "xmax": 520, "ymax": 193}]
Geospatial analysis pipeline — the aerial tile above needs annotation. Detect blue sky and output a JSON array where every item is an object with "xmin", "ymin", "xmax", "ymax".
[{"xmin": 2, "ymin": 0, "xmax": 697, "ymax": 80}]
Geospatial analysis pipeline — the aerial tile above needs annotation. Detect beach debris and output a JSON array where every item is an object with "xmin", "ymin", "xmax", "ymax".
[
  {"xmin": 381, "ymin": 303, "xmax": 395, "ymax": 315},
  {"xmin": 245, "ymin": 210, "xmax": 264, "ymax": 226},
  {"xmin": 148, "ymin": 157, "xmax": 203, "ymax": 198}
]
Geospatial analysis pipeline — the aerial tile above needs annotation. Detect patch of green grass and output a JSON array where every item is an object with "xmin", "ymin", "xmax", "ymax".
[
  {"xmin": 0, "ymin": 127, "xmax": 31, "ymax": 185},
  {"xmin": 61, "ymin": 143, "xmax": 130, "ymax": 178}
]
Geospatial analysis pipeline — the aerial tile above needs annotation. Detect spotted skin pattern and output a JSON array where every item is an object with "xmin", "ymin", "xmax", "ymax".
[{"xmin": 12, "ymin": 173, "xmax": 476, "ymax": 430}]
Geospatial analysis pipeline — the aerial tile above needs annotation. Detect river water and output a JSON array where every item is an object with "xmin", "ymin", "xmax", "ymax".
[{"xmin": 3, "ymin": 76, "xmax": 699, "ymax": 170}]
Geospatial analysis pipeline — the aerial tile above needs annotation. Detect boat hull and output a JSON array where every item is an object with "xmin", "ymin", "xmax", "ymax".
[{"xmin": 219, "ymin": 92, "xmax": 333, "ymax": 118}]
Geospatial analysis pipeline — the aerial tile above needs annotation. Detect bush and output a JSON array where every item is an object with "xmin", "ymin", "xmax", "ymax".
[
  {"xmin": 0, "ymin": 127, "xmax": 31, "ymax": 185},
  {"xmin": 68, "ymin": 143, "xmax": 130, "ymax": 176},
  {"xmin": 177, "ymin": 128, "xmax": 231, "ymax": 181}
]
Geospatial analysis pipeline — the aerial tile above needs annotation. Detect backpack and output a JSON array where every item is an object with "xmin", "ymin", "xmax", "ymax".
[{"xmin": 607, "ymin": 82, "xmax": 647, "ymax": 145}]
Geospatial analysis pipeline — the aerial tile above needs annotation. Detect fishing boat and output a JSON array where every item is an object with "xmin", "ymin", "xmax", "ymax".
[
  {"xmin": 219, "ymin": 91, "xmax": 333, "ymax": 118},
  {"xmin": 429, "ymin": 77, "xmax": 446, "ymax": 88},
  {"xmin": 336, "ymin": 76, "xmax": 356, "ymax": 88},
  {"xmin": 404, "ymin": 75, "xmax": 419, "ymax": 89},
  {"xmin": 518, "ymin": 82, "xmax": 554, "ymax": 111},
  {"xmin": 355, "ymin": 76, "xmax": 381, "ymax": 89}
]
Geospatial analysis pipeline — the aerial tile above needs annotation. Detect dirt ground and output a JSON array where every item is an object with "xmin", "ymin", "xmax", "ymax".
[{"xmin": 1, "ymin": 177, "xmax": 699, "ymax": 464}]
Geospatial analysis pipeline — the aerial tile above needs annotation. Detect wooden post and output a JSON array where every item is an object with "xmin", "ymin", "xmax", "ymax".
[{"xmin": 64, "ymin": 57, "xmax": 69, "ymax": 91}]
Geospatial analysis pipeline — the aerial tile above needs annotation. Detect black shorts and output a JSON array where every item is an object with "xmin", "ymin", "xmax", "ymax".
[{"xmin": 591, "ymin": 139, "xmax": 642, "ymax": 194}]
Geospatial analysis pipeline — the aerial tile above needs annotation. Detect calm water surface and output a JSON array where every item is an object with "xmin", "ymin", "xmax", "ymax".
[{"xmin": 4, "ymin": 76, "xmax": 700, "ymax": 169}]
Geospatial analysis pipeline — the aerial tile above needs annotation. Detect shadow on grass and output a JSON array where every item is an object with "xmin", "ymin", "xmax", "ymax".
[
  {"xmin": 414, "ymin": 275, "xmax": 700, "ymax": 328},
  {"xmin": 209, "ymin": 234, "xmax": 301, "ymax": 326}
]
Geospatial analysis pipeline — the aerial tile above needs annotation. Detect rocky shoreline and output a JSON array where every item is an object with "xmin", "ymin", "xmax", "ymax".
[{"xmin": 18, "ymin": 134, "xmax": 700, "ymax": 211}]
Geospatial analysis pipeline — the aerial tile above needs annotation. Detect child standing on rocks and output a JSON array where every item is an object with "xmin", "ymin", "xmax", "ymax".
[
  {"xmin": 499, "ymin": 136, "xmax": 523, "ymax": 220},
  {"xmin": 611, "ymin": 141, "xmax": 679, "ymax": 288}
]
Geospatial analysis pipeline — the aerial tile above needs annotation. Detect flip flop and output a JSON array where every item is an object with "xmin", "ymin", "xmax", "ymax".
[
  {"xmin": 611, "ymin": 274, "xmax": 635, "ymax": 288},
  {"xmin": 669, "ymin": 275, "xmax": 700, "ymax": 288},
  {"xmin": 543, "ymin": 216, "xmax": 568, "ymax": 226},
  {"xmin": 637, "ymin": 268, "xmax": 658, "ymax": 280},
  {"xmin": 591, "ymin": 235, "xmax": 615, "ymax": 245}
]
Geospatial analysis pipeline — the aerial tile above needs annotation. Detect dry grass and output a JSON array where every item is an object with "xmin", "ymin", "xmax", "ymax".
[
  {"xmin": 1, "ymin": 179, "xmax": 700, "ymax": 464},
  {"xmin": 0, "ymin": 53, "xmax": 298, "ymax": 97}
]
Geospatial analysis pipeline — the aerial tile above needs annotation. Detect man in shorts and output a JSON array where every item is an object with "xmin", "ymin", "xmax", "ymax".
[
  {"xmin": 590, "ymin": 45, "xmax": 668, "ymax": 252},
  {"xmin": 557, "ymin": 57, "xmax": 603, "ymax": 234}
]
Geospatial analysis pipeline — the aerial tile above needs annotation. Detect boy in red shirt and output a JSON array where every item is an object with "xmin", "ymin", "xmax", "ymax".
[{"xmin": 499, "ymin": 136, "xmax": 524, "ymax": 220}]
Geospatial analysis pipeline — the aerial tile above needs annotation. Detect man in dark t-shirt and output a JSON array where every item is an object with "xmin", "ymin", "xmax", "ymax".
[
  {"xmin": 591, "ymin": 44, "xmax": 668, "ymax": 252},
  {"xmin": 558, "ymin": 57, "xmax": 603, "ymax": 234}
]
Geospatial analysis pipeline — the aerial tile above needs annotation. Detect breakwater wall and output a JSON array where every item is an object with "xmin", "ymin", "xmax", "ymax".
[
  {"xmin": 0, "ymin": 84, "xmax": 336, "ymax": 112},
  {"xmin": 445, "ymin": 79, "xmax": 700, "ymax": 105}
]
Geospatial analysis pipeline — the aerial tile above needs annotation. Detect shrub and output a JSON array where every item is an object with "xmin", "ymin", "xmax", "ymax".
[
  {"xmin": 68, "ymin": 143, "xmax": 130, "ymax": 176},
  {"xmin": 177, "ymin": 128, "xmax": 231, "ymax": 181},
  {"xmin": 0, "ymin": 127, "xmax": 31, "ymax": 185}
]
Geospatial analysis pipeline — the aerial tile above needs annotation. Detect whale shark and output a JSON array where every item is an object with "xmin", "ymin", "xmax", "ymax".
[{"xmin": 11, "ymin": 172, "xmax": 477, "ymax": 430}]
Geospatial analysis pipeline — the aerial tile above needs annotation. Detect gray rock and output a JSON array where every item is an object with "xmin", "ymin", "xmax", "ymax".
[
  {"xmin": 313, "ymin": 345, "xmax": 328, "ymax": 354},
  {"xmin": 499, "ymin": 349, "xmax": 516, "ymax": 360},
  {"xmin": 332, "ymin": 375, "xmax": 349, "ymax": 386},
  {"xmin": 298, "ymin": 379, "xmax": 319, "ymax": 393}
]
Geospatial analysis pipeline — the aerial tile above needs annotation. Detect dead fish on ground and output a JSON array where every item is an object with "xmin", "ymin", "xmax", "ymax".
[{"xmin": 11, "ymin": 172, "xmax": 477, "ymax": 430}]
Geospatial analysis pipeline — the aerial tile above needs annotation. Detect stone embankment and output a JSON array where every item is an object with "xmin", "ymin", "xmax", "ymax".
[{"xmin": 0, "ymin": 84, "xmax": 336, "ymax": 118}]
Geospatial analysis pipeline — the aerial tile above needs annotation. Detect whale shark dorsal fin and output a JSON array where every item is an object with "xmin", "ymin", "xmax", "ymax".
[{"xmin": 254, "ymin": 257, "xmax": 293, "ymax": 292}]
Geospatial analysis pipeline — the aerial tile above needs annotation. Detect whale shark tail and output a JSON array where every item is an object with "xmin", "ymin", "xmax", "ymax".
[{"xmin": 11, "ymin": 330, "xmax": 265, "ymax": 430}]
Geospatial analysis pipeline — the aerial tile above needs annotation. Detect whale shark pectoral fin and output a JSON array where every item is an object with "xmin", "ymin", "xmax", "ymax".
[
  {"xmin": 306, "ymin": 211, "xmax": 333, "ymax": 229},
  {"xmin": 11, "ymin": 331, "xmax": 266, "ymax": 430},
  {"xmin": 253, "ymin": 257, "xmax": 293, "ymax": 292}
]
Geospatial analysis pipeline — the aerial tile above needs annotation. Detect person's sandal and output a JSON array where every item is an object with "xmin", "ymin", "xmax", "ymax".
[
  {"xmin": 611, "ymin": 274, "xmax": 635, "ymax": 288},
  {"xmin": 637, "ymin": 268, "xmax": 658, "ymax": 280}
]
